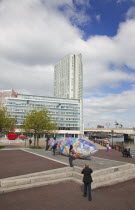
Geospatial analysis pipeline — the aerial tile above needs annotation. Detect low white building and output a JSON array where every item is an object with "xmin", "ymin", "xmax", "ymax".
[{"xmin": 0, "ymin": 90, "xmax": 83, "ymax": 137}]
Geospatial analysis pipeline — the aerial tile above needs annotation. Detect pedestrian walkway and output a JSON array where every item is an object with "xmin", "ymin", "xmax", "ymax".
[{"xmin": 24, "ymin": 148, "xmax": 127, "ymax": 171}]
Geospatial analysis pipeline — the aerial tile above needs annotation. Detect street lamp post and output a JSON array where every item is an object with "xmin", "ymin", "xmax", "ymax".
[{"xmin": 111, "ymin": 130, "xmax": 114, "ymax": 148}]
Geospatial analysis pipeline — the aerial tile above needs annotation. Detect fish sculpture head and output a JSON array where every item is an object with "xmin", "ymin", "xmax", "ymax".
[{"xmin": 78, "ymin": 139, "xmax": 98, "ymax": 158}]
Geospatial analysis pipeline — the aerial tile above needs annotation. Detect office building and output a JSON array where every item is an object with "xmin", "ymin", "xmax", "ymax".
[
  {"xmin": 0, "ymin": 90, "xmax": 83, "ymax": 137},
  {"xmin": 54, "ymin": 54, "xmax": 83, "ymax": 99}
]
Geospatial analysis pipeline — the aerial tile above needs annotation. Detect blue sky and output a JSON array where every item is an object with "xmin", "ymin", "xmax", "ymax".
[
  {"xmin": 0, "ymin": 0, "xmax": 135, "ymax": 128},
  {"xmin": 80, "ymin": 0, "xmax": 134, "ymax": 37},
  {"xmin": 68, "ymin": 0, "xmax": 134, "ymax": 38}
]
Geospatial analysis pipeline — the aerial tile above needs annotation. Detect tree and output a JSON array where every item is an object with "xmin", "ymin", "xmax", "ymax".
[
  {"xmin": 0, "ymin": 108, "xmax": 16, "ymax": 136},
  {"xmin": 22, "ymin": 108, "xmax": 57, "ymax": 147},
  {"xmin": 111, "ymin": 130, "xmax": 114, "ymax": 148},
  {"xmin": 115, "ymin": 121, "xmax": 119, "ymax": 128}
]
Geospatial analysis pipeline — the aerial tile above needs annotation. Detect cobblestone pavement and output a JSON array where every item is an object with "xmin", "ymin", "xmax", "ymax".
[
  {"xmin": 0, "ymin": 179, "xmax": 135, "ymax": 210},
  {"xmin": 0, "ymin": 150, "xmax": 66, "ymax": 179},
  {"xmin": 24, "ymin": 148, "xmax": 127, "ymax": 171}
]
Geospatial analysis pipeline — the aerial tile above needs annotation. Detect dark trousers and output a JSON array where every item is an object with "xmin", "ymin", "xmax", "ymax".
[
  {"xmin": 53, "ymin": 148, "xmax": 56, "ymax": 156},
  {"xmin": 69, "ymin": 156, "xmax": 74, "ymax": 167},
  {"xmin": 84, "ymin": 183, "xmax": 92, "ymax": 201}
]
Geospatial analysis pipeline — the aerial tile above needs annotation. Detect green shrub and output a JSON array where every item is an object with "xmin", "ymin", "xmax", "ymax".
[
  {"xmin": 29, "ymin": 146, "xmax": 42, "ymax": 149},
  {"xmin": 0, "ymin": 146, "xmax": 5, "ymax": 149}
]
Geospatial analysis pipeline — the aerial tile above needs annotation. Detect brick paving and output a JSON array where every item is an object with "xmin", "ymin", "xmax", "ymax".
[
  {"xmin": 0, "ymin": 146, "xmax": 135, "ymax": 209},
  {"xmin": 0, "ymin": 179, "xmax": 135, "ymax": 210},
  {"xmin": 93, "ymin": 149, "xmax": 135, "ymax": 164},
  {"xmin": 0, "ymin": 150, "xmax": 66, "ymax": 179}
]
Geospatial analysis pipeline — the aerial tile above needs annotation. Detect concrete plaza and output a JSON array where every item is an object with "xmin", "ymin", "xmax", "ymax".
[{"xmin": 0, "ymin": 148, "xmax": 135, "ymax": 209}]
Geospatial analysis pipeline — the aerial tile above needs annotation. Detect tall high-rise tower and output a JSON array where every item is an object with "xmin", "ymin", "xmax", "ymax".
[{"xmin": 54, "ymin": 54, "xmax": 83, "ymax": 99}]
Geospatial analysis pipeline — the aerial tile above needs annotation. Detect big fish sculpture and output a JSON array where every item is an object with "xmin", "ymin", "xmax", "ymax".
[{"xmin": 48, "ymin": 137, "xmax": 98, "ymax": 158}]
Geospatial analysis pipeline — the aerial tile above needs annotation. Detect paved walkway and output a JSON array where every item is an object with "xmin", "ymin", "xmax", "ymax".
[
  {"xmin": 0, "ymin": 179, "xmax": 135, "ymax": 210},
  {"xmin": 24, "ymin": 148, "xmax": 127, "ymax": 171},
  {"xmin": 0, "ymin": 148, "xmax": 127, "ymax": 179}
]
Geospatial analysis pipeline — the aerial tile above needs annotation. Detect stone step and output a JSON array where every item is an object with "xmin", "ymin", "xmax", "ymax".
[
  {"xmin": 73, "ymin": 166, "xmax": 135, "ymax": 182},
  {"xmin": 94, "ymin": 164, "xmax": 135, "ymax": 177},
  {"xmin": 73, "ymin": 163, "xmax": 135, "ymax": 177},
  {"xmin": 93, "ymin": 167, "xmax": 135, "ymax": 183},
  {"xmin": 73, "ymin": 164, "xmax": 135, "ymax": 180},
  {"xmin": 72, "ymin": 177, "xmax": 82, "ymax": 185},
  {"xmin": 0, "ymin": 177, "xmax": 72, "ymax": 194},
  {"xmin": 0, "ymin": 171, "xmax": 73, "ymax": 188},
  {"xmin": 92, "ymin": 172, "xmax": 135, "ymax": 189},
  {"xmin": 73, "ymin": 166, "xmax": 135, "ymax": 190},
  {"xmin": 72, "ymin": 169, "xmax": 135, "ymax": 190},
  {"xmin": 73, "ymin": 171, "xmax": 83, "ymax": 180},
  {"xmin": 1, "ymin": 166, "xmax": 72, "ymax": 181},
  {"xmin": 1, "ymin": 163, "xmax": 135, "ymax": 194}
]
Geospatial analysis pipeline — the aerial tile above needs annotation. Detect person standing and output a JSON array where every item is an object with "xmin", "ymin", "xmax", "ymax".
[
  {"xmin": 46, "ymin": 136, "xmax": 50, "ymax": 151},
  {"xmin": 51, "ymin": 143, "xmax": 57, "ymax": 156},
  {"xmin": 81, "ymin": 164, "xmax": 93, "ymax": 201},
  {"xmin": 29, "ymin": 139, "xmax": 32, "ymax": 146},
  {"xmin": 69, "ymin": 145, "xmax": 75, "ymax": 167}
]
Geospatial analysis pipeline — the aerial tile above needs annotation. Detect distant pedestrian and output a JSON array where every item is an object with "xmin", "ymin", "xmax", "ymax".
[
  {"xmin": 29, "ymin": 139, "xmax": 32, "ymax": 146},
  {"xmin": 45, "ymin": 136, "xmax": 51, "ymax": 150},
  {"xmin": 69, "ymin": 145, "xmax": 76, "ymax": 167},
  {"xmin": 51, "ymin": 143, "xmax": 57, "ymax": 156},
  {"xmin": 106, "ymin": 143, "xmax": 109, "ymax": 151},
  {"xmin": 81, "ymin": 164, "xmax": 93, "ymax": 201}
]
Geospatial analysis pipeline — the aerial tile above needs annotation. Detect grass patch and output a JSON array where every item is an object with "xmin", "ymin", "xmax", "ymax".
[
  {"xmin": 0, "ymin": 146, "xmax": 5, "ymax": 149},
  {"xmin": 29, "ymin": 146, "xmax": 42, "ymax": 149}
]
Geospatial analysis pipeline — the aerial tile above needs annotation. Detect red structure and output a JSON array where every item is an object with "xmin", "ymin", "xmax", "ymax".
[
  {"xmin": 19, "ymin": 135, "xmax": 27, "ymax": 139},
  {"xmin": 97, "ymin": 125, "xmax": 104, "ymax": 128},
  {"xmin": 7, "ymin": 133, "xmax": 17, "ymax": 140}
]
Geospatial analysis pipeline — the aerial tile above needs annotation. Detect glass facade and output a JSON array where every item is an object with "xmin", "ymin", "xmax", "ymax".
[{"xmin": 2, "ymin": 91, "xmax": 83, "ymax": 136}]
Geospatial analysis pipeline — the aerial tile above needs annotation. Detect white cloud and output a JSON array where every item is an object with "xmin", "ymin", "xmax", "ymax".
[
  {"xmin": 116, "ymin": 0, "xmax": 135, "ymax": 3},
  {"xmin": 95, "ymin": 14, "xmax": 101, "ymax": 22},
  {"xmin": 126, "ymin": 6, "xmax": 135, "ymax": 19},
  {"xmin": 57, "ymin": 0, "xmax": 91, "ymax": 26},
  {"xmin": 74, "ymin": 0, "xmax": 91, "ymax": 7},
  {"xmin": 84, "ymin": 87, "xmax": 135, "ymax": 128},
  {"xmin": 0, "ymin": 0, "xmax": 135, "ymax": 127},
  {"xmin": 0, "ymin": 57, "xmax": 54, "ymax": 96}
]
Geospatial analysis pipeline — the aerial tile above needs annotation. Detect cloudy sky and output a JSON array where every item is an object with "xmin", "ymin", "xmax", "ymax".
[{"xmin": 0, "ymin": 0, "xmax": 135, "ymax": 128}]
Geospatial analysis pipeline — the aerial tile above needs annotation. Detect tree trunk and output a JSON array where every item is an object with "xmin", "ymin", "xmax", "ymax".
[
  {"xmin": 37, "ymin": 135, "xmax": 39, "ymax": 148},
  {"xmin": 34, "ymin": 134, "xmax": 36, "ymax": 146}
]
